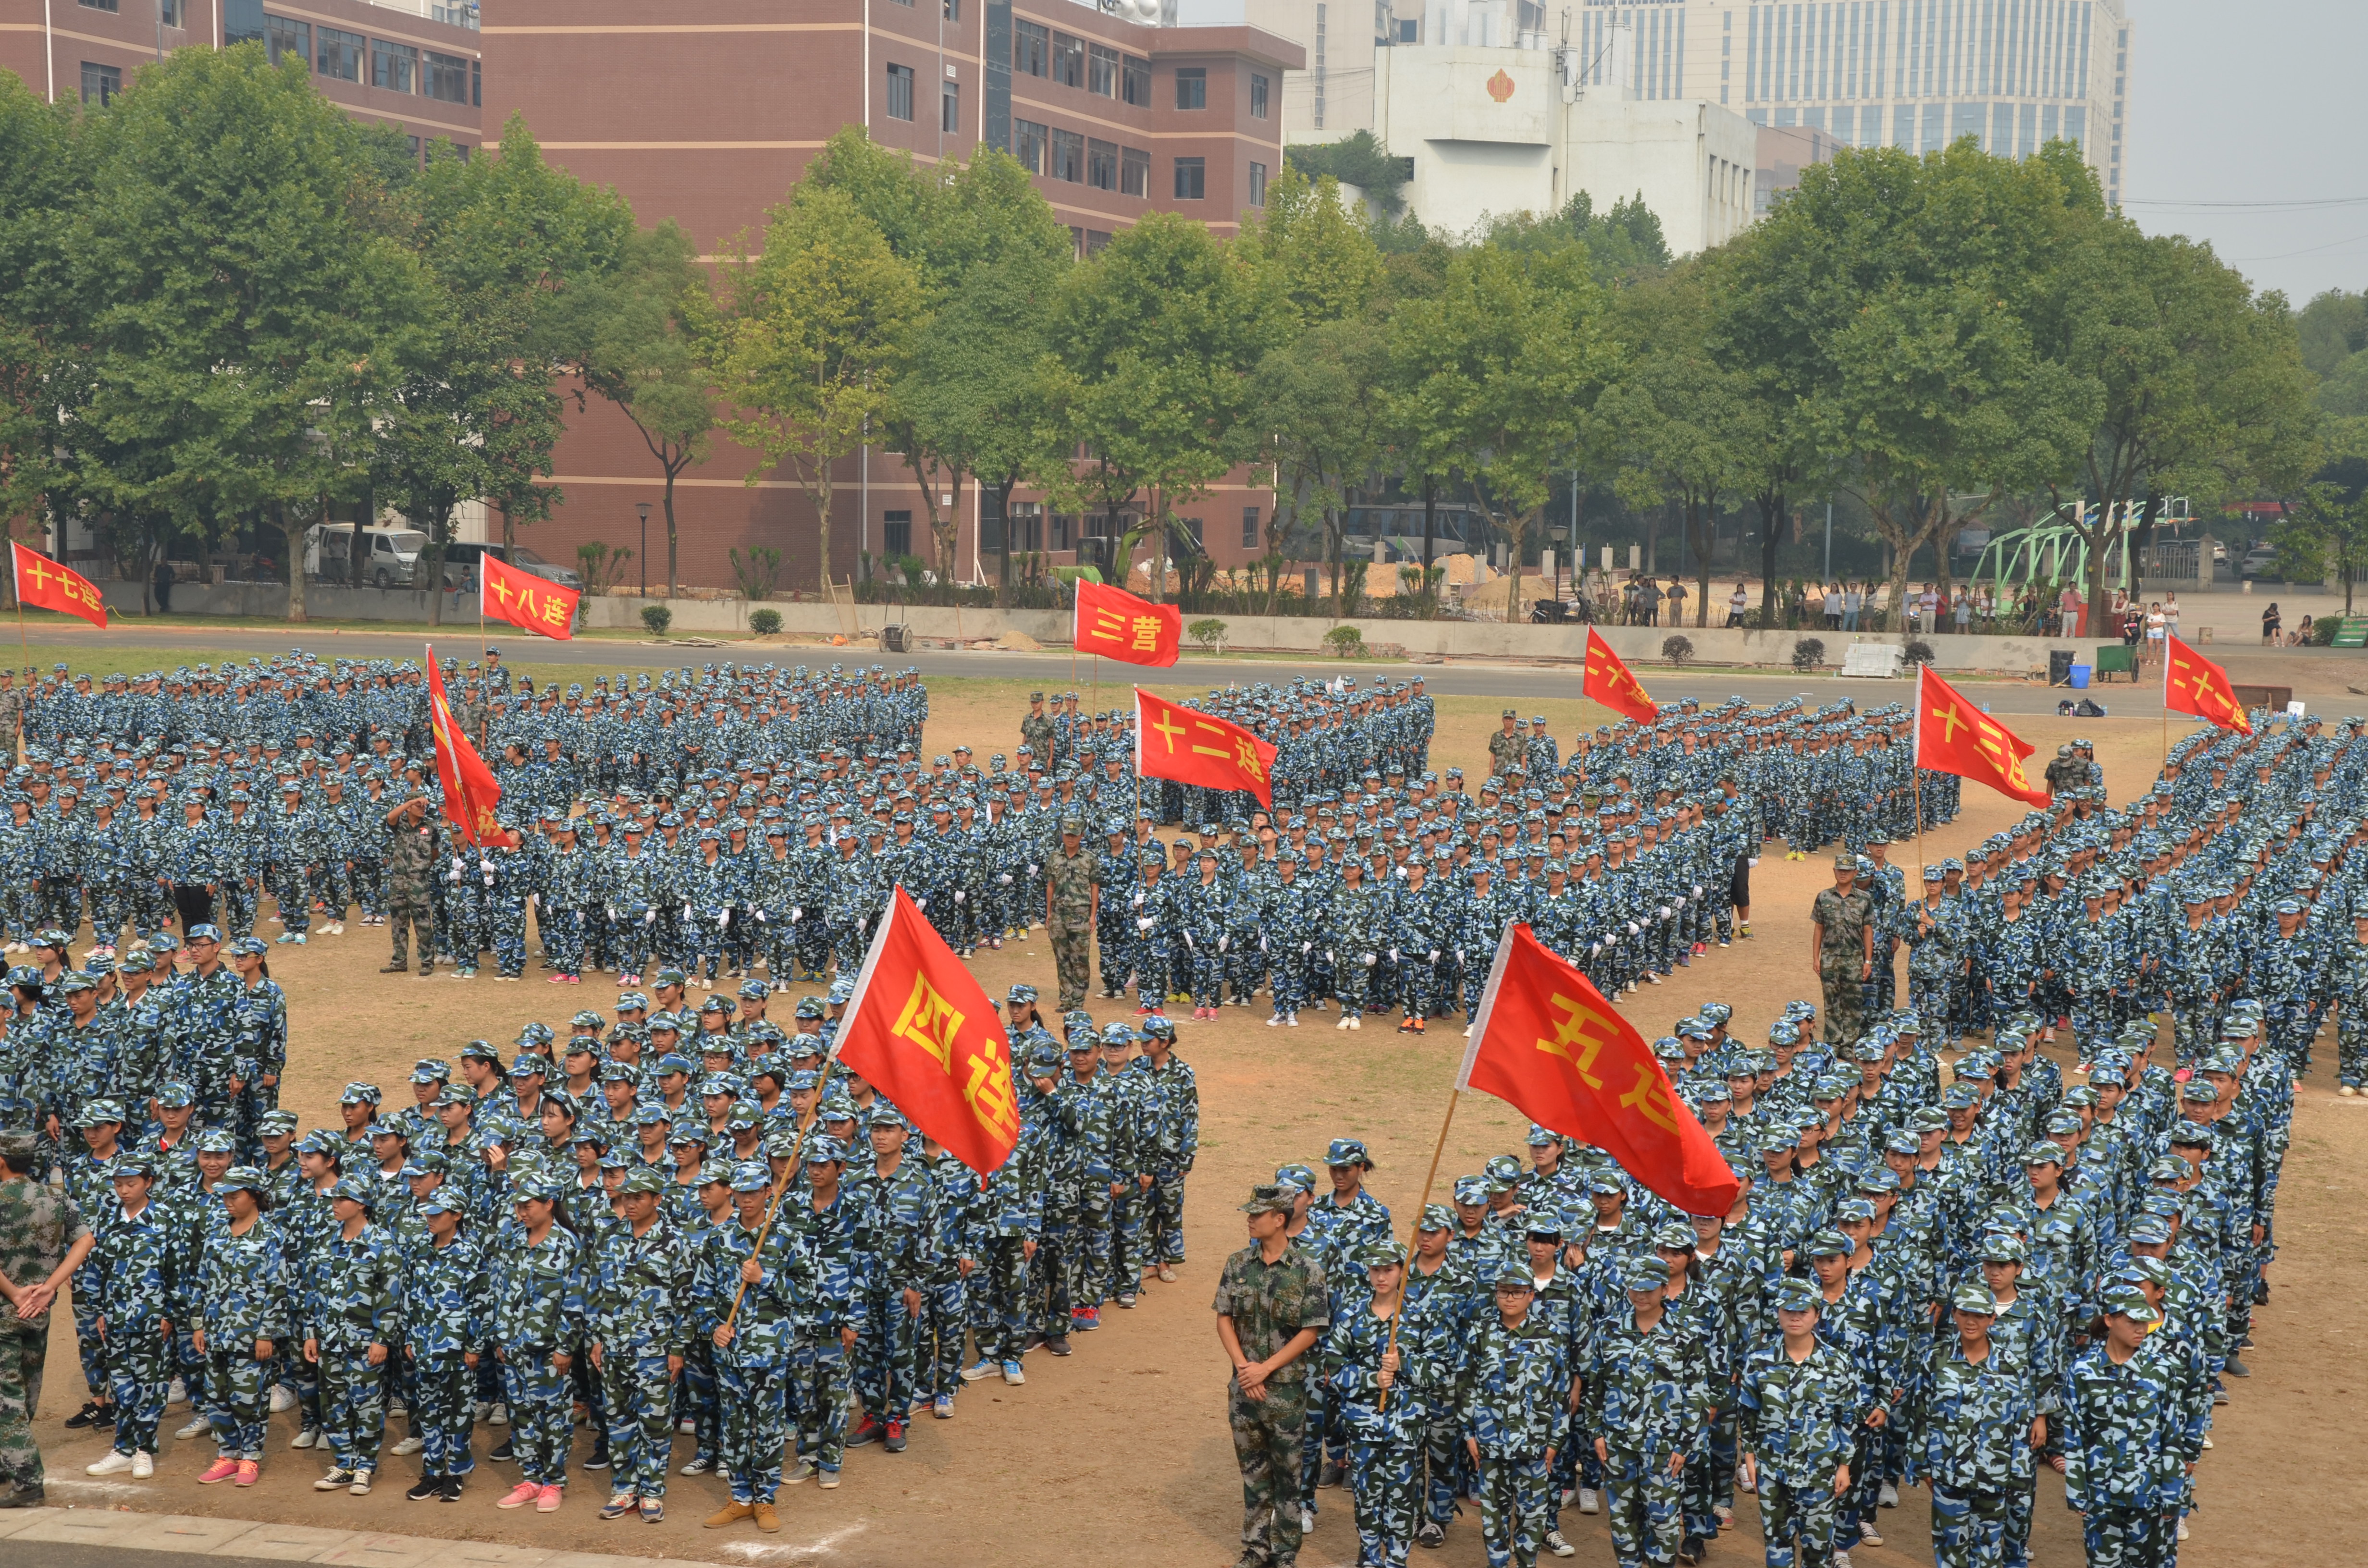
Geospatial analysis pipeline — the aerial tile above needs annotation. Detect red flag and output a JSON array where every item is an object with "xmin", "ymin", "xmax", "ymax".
[
  {"xmin": 1074, "ymin": 578, "xmax": 1182, "ymax": 667},
  {"xmin": 1135, "ymin": 687, "xmax": 1276, "ymax": 808},
  {"xmin": 11, "ymin": 542, "xmax": 107, "ymax": 628},
  {"xmin": 1583, "ymin": 628, "xmax": 1657, "ymax": 724},
  {"xmin": 1458, "ymin": 923, "xmax": 1737, "ymax": 1215},
  {"xmin": 424, "ymin": 646, "xmax": 509, "ymax": 846},
  {"xmin": 2163, "ymin": 631, "xmax": 2251, "ymax": 735},
  {"xmin": 480, "ymin": 553, "xmax": 580, "ymax": 642},
  {"xmin": 1913, "ymin": 664, "xmax": 2049, "ymax": 808},
  {"xmin": 834, "ymin": 886, "xmax": 1021, "ymax": 1174}
]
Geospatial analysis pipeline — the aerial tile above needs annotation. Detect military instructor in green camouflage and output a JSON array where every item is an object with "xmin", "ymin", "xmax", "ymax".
[
  {"xmin": 1044, "ymin": 817, "xmax": 1099, "ymax": 1012},
  {"xmin": 380, "ymin": 793, "xmax": 442, "ymax": 978},
  {"xmin": 0, "ymin": 1127, "xmax": 98, "ymax": 1507},
  {"xmin": 1216, "ymin": 1185, "xmax": 1330, "ymax": 1568},
  {"xmin": 1488, "ymin": 709, "xmax": 1526, "ymax": 779},
  {"xmin": 1809, "ymin": 854, "xmax": 1875, "ymax": 1048}
]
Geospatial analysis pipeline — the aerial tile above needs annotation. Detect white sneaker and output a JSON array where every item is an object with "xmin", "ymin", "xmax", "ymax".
[
  {"xmin": 490, "ymin": 1401, "xmax": 508, "ymax": 1426},
  {"xmin": 1347, "ymin": 1016, "xmax": 1360, "ymax": 1030},
  {"xmin": 2201, "ymin": 1433, "xmax": 2212, "ymax": 1449},
  {"xmin": 1265, "ymin": 1014, "xmax": 1283, "ymax": 1027},
  {"xmin": 291, "ymin": 1426, "xmax": 321, "ymax": 1449},
  {"xmin": 1300, "ymin": 1506, "xmax": 1315, "ymax": 1537},
  {"xmin": 168, "ymin": 1378, "xmax": 188, "ymax": 1407},
  {"xmin": 1286, "ymin": 1013, "xmax": 1299, "ymax": 1027},
  {"xmin": 1879, "ymin": 1482, "xmax": 1899, "ymax": 1508},
  {"xmin": 349, "ymin": 1468, "xmax": 373, "ymax": 1496},
  {"xmin": 2176, "ymin": 1518, "xmax": 2190, "ymax": 1543},
  {"xmin": 474, "ymin": 1400, "xmax": 493, "ymax": 1424},
  {"xmin": 1336, "ymin": 1015, "xmax": 1353, "ymax": 1030},
  {"xmin": 391, "ymin": 1435, "xmax": 424, "ymax": 1456},
  {"xmin": 132, "ymin": 1450, "xmax": 155, "ymax": 1479},
  {"xmin": 176, "ymin": 1415, "xmax": 212, "ymax": 1440},
  {"xmin": 1833, "ymin": 1552, "xmax": 1852, "ymax": 1568},
  {"xmin": 87, "ymin": 1449, "xmax": 136, "ymax": 1476},
  {"xmin": 1545, "ymin": 1529, "xmax": 1576, "ymax": 1557},
  {"xmin": 314, "ymin": 1468, "xmax": 353, "ymax": 1491},
  {"xmin": 270, "ymin": 1385, "xmax": 296, "ymax": 1413},
  {"xmin": 1578, "ymin": 1487, "xmax": 1600, "ymax": 1515},
  {"xmin": 1858, "ymin": 1525, "xmax": 1884, "ymax": 1547}
]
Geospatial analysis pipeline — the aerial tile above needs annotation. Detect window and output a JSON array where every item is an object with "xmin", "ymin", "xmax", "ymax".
[
  {"xmin": 882, "ymin": 512, "xmax": 913, "ymax": 560},
  {"xmin": 265, "ymin": 16, "xmax": 310, "ymax": 69},
  {"xmin": 1014, "ymin": 20, "xmax": 1048, "ymax": 77},
  {"xmin": 224, "ymin": 0, "xmax": 263, "ymax": 43},
  {"xmin": 472, "ymin": 58, "xmax": 481, "ymax": 107},
  {"xmin": 942, "ymin": 79, "xmax": 960, "ymax": 133},
  {"xmin": 943, "ymin": 0, "xmax": 959, "ymax": 16},
  {"xmin": 1084, "ymin": 230, "xmax": 1110, "ymax": 256},
  {"xmin": 1011, "ymin": 119, "xmax": 1047, "ymax": 174},
  {"xmin": 1248, "ymin": 160, "xmax": 1267, "ymax": 206},
  {"xmin": 1122, "ymin": 54, "xmax": 1151, "ymax": 105},
  {"xmin": 1008, "ymin": 503, "xmax": 1043, "ymax": 553},
  {"xmin": 77, "ymin": 0, "xmax": 119, "ymax": 12},
  {"xmin": 1086, "ymin": 138, "xmax": 1117, "ymax": 191},
  {"xmin": 1052, "ymin": 32, "xmax": 1084, "ymax": 88},
  {"xmin": 1089, "ymin": 42, "xmax": 1119, "ymax": 97},
  {"xmin": 885, "ymin": 62, "xmax": 915, "ymax": 121},
  {"xmin": 424, "ymin": 49, "xmax": 469, "ymax": 104},
  {"xmin": 1050, "ymin": 128, "xmax": 1084, "ymax": 183},
  {"xmin": 1050, "ymin": 513, "xmax": 1072, "ymax": 551},
  {"xmin": 79, "ymin": 61, "xmax": 121, "ymax": 105},
  {"xmin": 1121, "ymin": 146, "xmax": 1150, "ymax": 198},
  {"xmin": 318, "ymin": 26, "xmax": 364, "ymax": 82},
  {"xmin": 406, "ymin": 134, "xmax": 421, "ymax": 164},
  {"xmin": 372, "ymin": 39, "xmax": 419, "ymax": 95},
  {"xmin": 1242, "ymin": 506, "xmax": 1261, "ymax": 549},
  {"xmin": 1396, "ymin": 18, "xmax": 1418, "ymax": 41},
  {"xmin": 1250, "ymin": 73, "xmax": 1269, "ymax": 118},
  {"xmin": 1174, "ymin": 67, "xmax": 1206, "ymax": 109},
  {"xmin": 160, "ymin": 0, "xmax": 180, "ymax": 24},
  {"xmin": 1172, "ymin": 156, "xmax": 1205, "ymax": 200}
]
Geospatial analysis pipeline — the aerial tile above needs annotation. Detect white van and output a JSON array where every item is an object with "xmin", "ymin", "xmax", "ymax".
[{"xmin": 305, "ymin": 525, "xmax": 431, "ymax": 588}]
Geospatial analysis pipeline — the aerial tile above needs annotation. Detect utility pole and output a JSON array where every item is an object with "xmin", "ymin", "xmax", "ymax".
[{"xmin": 1823, "ymin": 502, "xmax": 1833, "ymax": 582}]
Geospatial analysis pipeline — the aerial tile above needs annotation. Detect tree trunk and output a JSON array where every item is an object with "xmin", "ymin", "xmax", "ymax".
[
  {"xmin": 666, "ymin": 479, "xmax": 681, "ymax": 599},
  {"xmin": 1644, "ymin": 507, "xmax": 1658, "ymax": 574},
  {"xmin": 281, "ymin": 510, "xmax": 308, "ymax": 622},
  {"xmin": 1689, "ymin": 496, "xmax": 1715, "ymax": 628},
  {"xmin": 1755, "ymin": 490, "xmax": 1788, "ymax": 629},
  {"xmin": 1421, "ymin": 474, "xmax": 1437, "ymax": 618}
]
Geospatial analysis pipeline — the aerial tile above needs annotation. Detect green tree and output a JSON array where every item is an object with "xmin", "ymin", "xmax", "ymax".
[
  {"xmin": 1600, "ymin": 263, "xmax": 1742, "ymax": 627},
  {"xmin": 2275, "ymin": 416, "xmax": 2368, "ymax": 612},
  {"xmin": 1283, "ymin": 130, "xmax": 1408, "ymax": 213},
  {"xmin": 1252, "ymin": 317, "xmax": 1391, "ymax": 619},
  {"xmin": 2037, "ymin": 217, "xmax": 2318, "ymax": 622},
  {"xmin": 59, "ymin": 46, "xmax": 426, "ymax": 622},
  {"xmin": 708, "ymin": 186, "xmax": 924, "ymax": 597},
  {"xmin": 1393, "ymin": 242, "xmax": 1610, "ymax": 624},
  {"xmin": 557, "ymin": 220, "xmax": 716, "ymax": 599},
  {"xmin": 377, "ymin": 120, "xmax": 632, "ymax": 623},
  {"xmin": 1047, "ymin": 212, "xmax": 1283, "ymax": 601},
  {"xmin": 0, "ymin": 76, "xmax": 77, "ymax": 574},
  {"xmin": 1247, "ymin": 164, "xmax": 1384, "ymax": 327}
]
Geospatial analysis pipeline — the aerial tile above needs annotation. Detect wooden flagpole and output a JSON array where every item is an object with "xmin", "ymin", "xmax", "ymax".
[{"xmin": 1378, "ymin": 1086, "xmax": 1459, "ymax": 1411}]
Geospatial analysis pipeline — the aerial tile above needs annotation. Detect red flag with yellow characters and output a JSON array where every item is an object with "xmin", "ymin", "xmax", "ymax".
[
  {"xmin": 480, "ymin": 552, "xmax": 580, "ymax": 641},
  {"xmin": 1913, "ymin": 664, "xmax": 2049, "ymax": 808},
  {"xmin": 1458, "ymin": 923, "xmax": 1738, "ymax": 1215},
  {"xmin": 1134, "ymin": 687, "xmax": 1277, "ymax": 808},
  {"xmin": 1074, "ymin": 577, "xmax": 1182, "ymax": 667},
  {"xmin": 2163, "ymin": 630, "xmax": 2251, "ymax": 735},
  {"xmin": 1583, "ymin": 628, "xmax": 1657, "ymax": 724},
  {"xmin": 834, "ymin": 885, "xmax": 1021, "ymax": 1175},
  {"xmin": 11, "ymin": 541, "xmax": 107, "ymax": 628},
  {"xmin": 424, "ymin": 646, "xmax": 510, "ymax": 846}
]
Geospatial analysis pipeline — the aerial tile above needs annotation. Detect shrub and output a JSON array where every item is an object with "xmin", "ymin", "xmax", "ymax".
[
  {"xmin": 749, "ymin": 608, "xmax": 782, "ymax": 636},
  {"xmin": 640, "ymin": 603, "xmax": 672, "ymax": 637},
  {"xmin": 1662, "ymin": 634, "xmax": 1694, "ymax": 667},
  {"xmin": 2308, "ymin": 615, "xmax": 2339, "ymax": 647},
  {"xmin": 1188, "ymin": 616, "xmax": 1229, "ymax": 653},
  {"xmin": 1791, "ymin": 637, "xmax": 1825, "ymax": 671},
  {"xmin": 1323, "ymin": 625, "xmax": 1365, "ymax": 658},
  {"xmin": 1902, "ymin": 637, "xmax": 1935, "ymax": 666}
]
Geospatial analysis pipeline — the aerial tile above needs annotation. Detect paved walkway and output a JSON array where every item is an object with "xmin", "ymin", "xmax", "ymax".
[{"xmin": 0, "ymin": 1507, "xmax": 715, "ymax": 1568}]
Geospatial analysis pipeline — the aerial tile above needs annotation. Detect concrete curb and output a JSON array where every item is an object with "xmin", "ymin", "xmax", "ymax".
[{"xmin": 0, "ymin": 1506, "xmax": 729, "ymax": 1568}]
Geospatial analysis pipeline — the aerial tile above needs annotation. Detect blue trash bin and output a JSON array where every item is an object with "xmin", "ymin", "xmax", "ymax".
[{"xmin": 2068, "ymin": 665, "xmax": 2092, "ymax": 689}]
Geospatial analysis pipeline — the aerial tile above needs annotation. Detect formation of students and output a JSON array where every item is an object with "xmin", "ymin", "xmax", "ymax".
[{"xmin": 23, "ymin": 976, "xmax": 1197, "ymax": 1525}]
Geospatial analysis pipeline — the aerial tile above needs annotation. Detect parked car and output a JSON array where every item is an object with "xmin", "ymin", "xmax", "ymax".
[
  {"xmin": 303, "ymin": 525, "xmax": 429, "ymax": 589},
  {"xmin": 440, "ymin": 540, "xmax": 584, "ymax": 591},
  {"xmin": 2240, "ymin": 542, "xmax": 2281, "ymax": 580}
]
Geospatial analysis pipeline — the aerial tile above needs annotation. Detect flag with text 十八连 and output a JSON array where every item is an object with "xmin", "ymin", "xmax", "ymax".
[
  {"xmin": 480, "ymin": 552, "xmax": 580, "ymax": 641},
  {"xmin": 1583, "ymin": 628, "xmax": 1657, "ymax": 723}
]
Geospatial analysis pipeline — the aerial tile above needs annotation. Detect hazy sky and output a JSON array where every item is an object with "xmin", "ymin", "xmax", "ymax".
[{"xmin": 2122, "ymin": 0, "xmax": 2368, "ymax": 306}]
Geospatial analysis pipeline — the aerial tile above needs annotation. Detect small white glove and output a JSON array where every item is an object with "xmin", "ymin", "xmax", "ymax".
[
  {"xmin": 1673, "ymin": 897, "xmax": 1685, "ymax": 910},
  {"xmin": 999, "ymin": 873, "xmax": 1012, "ymax": 885},
  {"xmin": 1692, "ymin": 884, "xmax": 1704, "ymax": 897},
  {"xmin": 1363, "ymin": 951, "xmax": 1378, "ymax": 967},
  {"xmin": 953, "ymin": 890, "xmax": 965, "ymax": 904},
  {"xmin": 1390, "ymin": 948, "xmax": 1401, "ymax": 962},
  {"xmin": 1131, "ymin": 892, "xmax": 1145, "ymax": 906},
  {"xmin": 1428, "ymin": 949, "xmax": 1440, "ymax": 962},
  {"xmin": 1589, "ymin": 943, "xmax": 1601, "ymax": 957},
  {"xmin": 682, "ymin": 903, "xmax": 693, "ymax": 919},
  {"xmin": 717, "ymin": 911, "xmax": 730, "ymax": 929},
  {"xmin": 643, "ymin": 910, "xmax": 656, "ymax": 925},
  {"xmin": 1299, "ymin": 941, "xmax": 1312, "ymax": 955},
  {"xmin": 1136, "ymin": 917, "xmax": 1155, "ymax": 932},
  {"xmin": 1218, "ymin": 936, "xmax": 1229, "ymax": 952},
  {"xmin": 1026, "ymin": 863, "xmax": 1039, "ymax": 878},
  {"xmin": 606, "ymin": 903, "xmax": 618, "ymax": 919},
  {"xmin": 1748, "ymin": 858, "xmax": 1760, "ymax": 869},
  {"xmin": 755, "ymin": 910, "xmax": 767, "ymax": 924},
  {"xmin": 1183, "ymin": 932, "xmax": 1195, "ymax": 950},
  {"xmin": 1627, "ymin": 921, "xmax": 1640, "ymax": 935}
]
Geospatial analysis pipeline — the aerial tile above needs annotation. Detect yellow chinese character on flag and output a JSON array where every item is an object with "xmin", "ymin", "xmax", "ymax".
[
  {"xmin": 1130, "ymin": 615, "xmax": 1162, "ymax": 652},
  {"xmin": 890, "ymin": 971, "xmax": 964, "ymax": 1071}
]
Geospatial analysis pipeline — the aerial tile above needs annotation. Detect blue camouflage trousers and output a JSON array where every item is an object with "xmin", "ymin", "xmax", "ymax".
[
  {"xmin": 1476, "ymin": 1449, "xmax": 1552, "ymax": 1568},
  {"xmin": 105, "ymin": 1328, "xmax": 172, "ymax": 1455},
  {"xmin": 203, "ymin": 1342, "xmax": 271, "ymax": 1460},
  {"xmin": 972, "ymin": 1235, "xmax": 1035, "ymax": 1364},
  {"xmin": 717, "ymin": 1354, "xmax": 788, "ymax": 1503},
  {"xmin": 1143, "ymin": 1166, "xmax": 1187, "ymax": 1265},
  {"xmin": 318, "ymin": 1342, "xmax": 387, "ymax": 1474},
  {"xmin": 1757, "ymin": 1475, "xmax": 1840, "ymax": 1568},
  {"xmin": 2079, "ymin": 1507, "xmax": 2175, "ymax": 1568},
  {"xmin": 499, "ymin": 1348, "xmax": 572, "ymax": 1487},
  {"xmin": 540, "ymin": 904, "xmax": 586, "ymax": 978},
  {"xmin": 1065, "ymin": 1185, "xmax": 1115, "ymax": 1310},
  {"xmin": 790, "ymin": 1336, "xmax": 851, "ymax": 1472},
  {"xmin": 411, "ymin": 1353, "xmax": 475, "ymax": 1477},
  {"xmin": 856, "ymin": 1290, "xmax": 923, "ymax": 1419},
  {"xmin": 599, "ymin": 1342, "xmax": 676, "ymax": 1499},
  {"xmin": 1930, "ymin": 1482, "xmax": 2009, "ymax": 1568},
  {"xmin": 1347, "ymin": 1434, "xmax": 1421, "ymax": 1568},
  {"xmin": 919, "ymin": 1272, "xmax": 966, "ymax": 1399},
  {"xmin": 1605, "ymin": 1447, "xmax": 1685, "ymax": 1568}
]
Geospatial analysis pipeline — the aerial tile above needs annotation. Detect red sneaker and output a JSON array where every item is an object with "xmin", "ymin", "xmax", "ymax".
[{"xmin": 198, "ymin": 1456, "xmax": 240, "ymax": 1484}]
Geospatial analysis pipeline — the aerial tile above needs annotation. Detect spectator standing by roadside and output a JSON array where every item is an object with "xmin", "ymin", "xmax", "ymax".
[
  {"xmin": 1823, "ymin": 583, "xmax": 1843, "ymax": 629},
  {"xmin": 1842, "ymin": 582, "xmax": 1863, "ymax": 631},
  {"xmin": 1666, "ymin": 577, "xmax": 1689, "ymax": 626},
  {"xmin": 1728, "ymin": 582, "xmax": 1750, "ymax": 627}
]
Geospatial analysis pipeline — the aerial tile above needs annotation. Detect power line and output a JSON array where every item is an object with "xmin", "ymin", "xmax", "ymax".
[
  {"xmin": 2122, "ymin": 196, "xmax": 2368, "ymax": 210},
  {"xmin": 2225, "ymin": 228, "xmax": 2368, "ymax": 264}
]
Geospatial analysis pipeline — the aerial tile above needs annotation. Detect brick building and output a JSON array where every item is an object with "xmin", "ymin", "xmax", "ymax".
[{"xmin": 477, "ymin": 0, "xmax": 1298, "ymax": 596}]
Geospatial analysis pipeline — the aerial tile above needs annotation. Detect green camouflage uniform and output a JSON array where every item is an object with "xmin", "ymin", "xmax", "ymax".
[
  {"xmin": 386, "ymin": 808, "xmax": 440, "ymax": 973},
  {"xmin": 1214, "ymin": 1236, "xmax": 1331, "ymax": 1568},
  {"xmin": 1811, "ymin": 882, "xmax": 1874, "ymax": 1047},
  {"xmin": 1045, "ymin": 839, "xmax": 1098, "ymax": 1011},
  {"xmin": 0, "ymin": 1161, "xmax": 90, "ymax": 1494}
]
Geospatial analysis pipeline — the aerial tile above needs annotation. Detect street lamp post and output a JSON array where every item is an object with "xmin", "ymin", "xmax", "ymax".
[{"xmin": 636, "ymin": 502, "xmax": 651, "ymax": 599}]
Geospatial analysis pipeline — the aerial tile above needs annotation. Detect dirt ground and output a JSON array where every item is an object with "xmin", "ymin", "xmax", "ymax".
[{"xmin": 31, "ymin": 681, "xmax": 2366, "ymax": 1568}]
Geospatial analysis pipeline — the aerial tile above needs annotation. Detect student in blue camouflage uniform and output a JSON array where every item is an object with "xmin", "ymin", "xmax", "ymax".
[
  {"xmin": 80, "ymin": 1154, "xmax": 176, "ymax": 1479},
  {"xmin": 850, "ymin": 1104, "xmax": 936, "ymax": 1453},
  {"xmin": 696, "ymin": 1159, "xmax": 804, "ymax": 1530},
  {"xmin": 1458, "ymin": 1264, "xmax": 1571, "ymax": 1568},
  {"xmin": 302, "ymin": 1175, "xmax": 401, "ymax": 1496},
  {"xmin": 400, "ymin": 1188, "xmax": 486, "ymax": 1502},
  {"xmin": 786, "ymin": 1132, "xmax": 864, "ymax": 1486},
  {"xmin": 190, "ymin": 1166, "xmax": 289, "ymax": 1487},
  {"xmin": 487, "ymin": 1176, "xmax": 587, "ymax": 1510},
  {"xmin": 589, "ymin": 1165, "xmax": 693, "ymax": 1520},
  {"xmin": 1738, "ymin": 1277, "xmax": 1866, "ymax": 1568}
]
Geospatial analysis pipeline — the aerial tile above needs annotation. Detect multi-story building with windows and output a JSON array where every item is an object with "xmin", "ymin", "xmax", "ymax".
[{"xmin": 0, "ymin": 0, "xmax": 484, "ymax": 160}]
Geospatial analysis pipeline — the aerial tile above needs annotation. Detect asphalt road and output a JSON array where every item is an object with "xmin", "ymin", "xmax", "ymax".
[{"xmin": 18, "ymin": 622, "xmax": 2258, "ymax": 718}]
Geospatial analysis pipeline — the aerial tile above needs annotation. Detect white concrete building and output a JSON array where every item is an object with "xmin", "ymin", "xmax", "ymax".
[{"xmin": 1371, "ymin": 30, "xmax": 1756, "ymax": 251}]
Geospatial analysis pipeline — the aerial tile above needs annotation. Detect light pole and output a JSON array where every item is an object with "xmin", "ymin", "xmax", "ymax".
[{"xmin": 636, "ymin": 502, "xmax": 651, "ymax": 599}]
